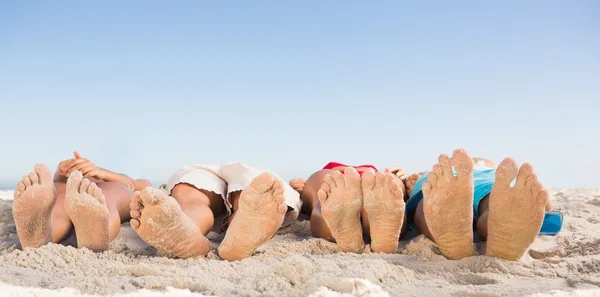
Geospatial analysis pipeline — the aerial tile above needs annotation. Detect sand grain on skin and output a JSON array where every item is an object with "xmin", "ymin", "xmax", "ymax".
[{"xmin": 0, "ymin": 188, "xmax": 598, "ymax": 297}]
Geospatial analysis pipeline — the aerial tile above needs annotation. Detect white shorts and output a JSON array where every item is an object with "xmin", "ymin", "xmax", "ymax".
[{"xmin": 162, "ymin": 163, "xmax": 301, "ymax": 229}]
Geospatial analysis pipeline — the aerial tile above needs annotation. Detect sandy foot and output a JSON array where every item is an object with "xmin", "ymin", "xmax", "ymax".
[
  {"xmin": 12, "ymin": 163, "xmax": 57, "ymax": 248},
  {"xmin": 423, "ymin": 149, "xmax": 475, "ymax": 260},
  {"xmin": 362, "ymin": 169, "xmax": 405, "ymax": 253},
  {"xmin": 218, "ymin": 172, "xmax": 287, "ymax": 261},
  {"xmin": 65, "ymin": 171, "xmax": 110, "ymax": 251},
  {"xmin": 486, "ymin": 158, "xmax": 548, "ymax": 260},
  {"xmin": 130, "ymin": 187, "xmax": 212, "ymax": 258},
  {"xmin": 318, "ymin": 167, "xmax": 364, "ymax": 253}
]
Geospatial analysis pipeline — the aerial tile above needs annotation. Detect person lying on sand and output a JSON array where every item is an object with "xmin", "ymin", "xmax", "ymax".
[
  {"xmin": 290, "ymin": 162, "xmax": 409, "ymax": 254},
  {"xmin": 290, "ymin": 148, "xmax": 563, "ymax": 261},
  {"xmin": 404, "ymin": 148, "xmax": 563, "ymax": 261},
  {"xmin": 129, "ymin": 163, "xmax": 302, "ymax": 261},
  {"xmin": 13, "ymin": 151, "xmax": 151, "ymax": 251}
]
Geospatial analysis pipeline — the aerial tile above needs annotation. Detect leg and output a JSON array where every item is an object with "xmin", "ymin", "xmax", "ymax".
[
  {"xmin": 97, "ymin": 182, "xmax": 133, "ymax": 241},
  {"xmin": 476, "ymin": 195, "xmax": 490, "ymax": 239},
  {"xmin": 170, "ymin": 183, "xmax": 225, "ymax": 235},
  {"xmin": 422, "ymin": 149, "xmax": 475, "ymax": 260},
  {"xmin": 485, "ymin": 159, "xmax": 548, "ymax": 260},
  {"xmin": 218, "ymin": 172, "xmax": 287, "ymax": 260}
]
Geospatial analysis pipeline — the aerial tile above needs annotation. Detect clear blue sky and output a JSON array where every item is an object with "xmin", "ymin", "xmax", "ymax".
[{"xmin": 0, "ymin": 1, "xmax": 598, "ymax": 188}]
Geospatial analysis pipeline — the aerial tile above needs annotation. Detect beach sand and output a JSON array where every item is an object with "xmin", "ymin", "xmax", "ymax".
[{"xmin": 0, "ymin": 189, "xmax": 599, "ymax": 297}]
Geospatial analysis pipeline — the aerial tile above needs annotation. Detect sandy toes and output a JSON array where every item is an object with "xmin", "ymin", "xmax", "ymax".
[
  {"xmin": 65, "ymin": 171, "xmax": 110, "ymax": 251},
  {"xmin": 318, "ymin": 167, "xmax": 365, "ymax": 253},
  {"xmin": 130, "ymin": 188, "xmax": 212, "ymax": 259},
  {"xmin": 362, "ymin": 170, "xmax": 405, "ymax": 253},
  {"xmin": 486, "ymin": 158, "xmax": 548, "ymax": 261},
  {"xmin": 218, "ymin": 172, "xmax": 287, "ymax": 261},
  {"xmin": 12, "ymin": 164, "xmax": 57, "ymax": 248},
  {"xmin": 423, "ymin": 149, "xmax": 475, "ymax": 260}
]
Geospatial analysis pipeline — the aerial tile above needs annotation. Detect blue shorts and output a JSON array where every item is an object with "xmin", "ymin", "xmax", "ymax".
[{"xmin": 405, "ymin": 168, "xmax": 563, "ymax": 236}]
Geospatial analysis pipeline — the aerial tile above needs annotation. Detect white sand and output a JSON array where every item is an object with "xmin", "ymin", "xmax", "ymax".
[{"xmin": 0, "ymin": 189, "xmax": 599, "ymax": 297}]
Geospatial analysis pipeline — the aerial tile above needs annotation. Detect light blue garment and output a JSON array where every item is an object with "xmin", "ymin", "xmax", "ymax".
[{"xmin": 405, "ymin": 168, "xmax": 563, "ymax": 236}]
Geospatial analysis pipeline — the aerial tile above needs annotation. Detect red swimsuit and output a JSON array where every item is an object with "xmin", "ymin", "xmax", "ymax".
[{"xmin": 322, "ymin": 162, "xmax": 378, "ymax": 176}]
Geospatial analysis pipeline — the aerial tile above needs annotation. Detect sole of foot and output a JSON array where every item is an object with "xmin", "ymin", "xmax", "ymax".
[
  {"xmin": 65, "ymin": 171, "xmax": 111, "ymax": 251},
  {"xmin": 12, "ymin": 163, "xmax": 57, "ymax": 248},
  {"xmin": 218, "ymin": 172, "xmax": 287, "ymax": 261},
  {"xmin": 362, "ymin": 169, "xmax": 405, "ymax": 253},
  {"xmin": 130, "ymin": 187, "xmax": 212, "ymax": 258},
  {"xmin": 423, "ymin": 148, "xmax": 475, "ymax": 260},
  {"xmin": 318, "ymin": 167, "xmax": 365, "ymax": 253},
  {"xmin": 486, "ymin": 158, "xmax": 548, "ymax": 261}
]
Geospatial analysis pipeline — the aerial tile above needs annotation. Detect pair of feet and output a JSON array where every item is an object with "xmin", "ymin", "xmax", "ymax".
[
  {"xmin": 423, "ymin": 149, "xmax": 549, "ymax": 261},
  {"xmin": 318, "ymin": 168, "xmax": 406, "ymax": 254},
  {"xmin": 129, "ymin": 172, "xmax": 288, "ymax": 261},
  {"xmin": 13, "ymin": 164, "xmax": 110, "ymax": 251}
]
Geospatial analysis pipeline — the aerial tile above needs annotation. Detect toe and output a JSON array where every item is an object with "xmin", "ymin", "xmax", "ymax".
[
  {"xmin": 524, "ymin": 174, "xmax": 538, "ymax": 189},
  {"xmin": 375, "ymin": 172, "xmax": 385, "ymax": 189},
  {"xmin": 90, "ymin": 183, "xmax": 103, "ymax": 200},
  {"xmin": 16, "ymin": 181, "xmax": 26, "ymax": 192},
  {"xmin": 324, "ymin": 173, "xmax": 337, "ymax": 189},
  {"xmin": 343, "ymin": 167, "xmax": 361, "ymax": 188},
  {"xmin": 141, "ymin": 188, "xmax": 167, "ymax": 205},
  {"xmin": 79, "ymin": 178, "xmax": 91, "ymax": 194},
  {"xmin": 320, "ymin": 179, "xmax": 332, "ymax": 193},
  {"xmin": 278, "ymin": 204, "xmax": 288, "ymax": 214},
  {"xmin": 422, "ymin": 181, "xmax": 432, "ymax": 196},
  {"xmin": 34, "ymin": 163, "xmax": 53, "ymax": 184},
  {"xmin": 13, "ymin": 190, "xmax": 21, "ymax": 200},
  {"xmin": 250, "ymin": 172, "xmax": 276, "ymax": 194},
  {"xmin": 427, "ymin": 171, "xmax": 439, "ymax": 185},
  {"xmin": 67, "ymin": 171, "xmax": 84, "ymax": 192},
  {"xmin": 361, "ymin": 168, "xmax": 376, "ymax": 191},
  {"xmin": 28, "ymin": 172, "xmax": 39, "ymax": 185},
  {"xmin": 438, "ymin": 154, "xmax": 453, "ymax": 177},
  {"xmin": 389, "ymin": 176, "xmax": 404, "ymax": 199},
  {"xmin": 331, "ymin": 170, "xmax": 345, "ymax": 188},
  {"xmin": 495, "ymin": 158, "xmax": 519, "ymax": 187},
  {"xmin": 317, "ymin": 189, "xmax": 328, "ymax": 206},
  {"xmin": 515, "ymin": 163, "xmax": 534, "ymax": 190},
  {"xmin": 432, "ymin": 164, "xmax": 442, "ymax": 176},
  {"xmin": 130, "ymin": 209, "xmax": 141, "ymax": 218},
  {"xmin": 130, "ymin": 218, "xmax": 140, "ymax": 229},
  {"xmin": 451, "ymin": 148, "xmax": 474, "ymax": 177},
  {"xmin": 21, "ymin": 175, "xmax": 32, "ymax": 187},
  {"xmin": 530, "ymin": 183, "xmax": 542, "ymax": 199},
  {"xmin": 130, "ymin": 191, "xmax": 143, "ymax": 210},
  {"xmin": 536, "ymin": 189, "xmax": 549, "ymax": 209}
]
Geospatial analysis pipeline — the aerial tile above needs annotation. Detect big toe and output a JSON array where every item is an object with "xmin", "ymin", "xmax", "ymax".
[
  {"xmin": 140, "ymin": 187, "xmax": 167, "ymax": 205},
  {"xmin": 451, "ymin": 148, "xmax": 474, "ymax": 175},
  {"xmin": 34, "ymin": 163, "xmax": 53, "ymax": 184},
  {"xmin": 67, "ymin": 171, "xmax": 84, "ymax": 192},
  {"xmin": 250, "ymin": 172, "xmax": 276, "ymax": 193},
  {"xmin": 361, "ymin": 168, "xmax": 376, "ymax": 191},
  {"xmin": 495, "ymin": 158, "xmax": 519, "ymax": 186}
]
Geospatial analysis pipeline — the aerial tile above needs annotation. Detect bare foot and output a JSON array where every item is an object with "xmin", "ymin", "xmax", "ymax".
[
  {"xmin": 218, "ymin": 172, "xmax": 287, "ymax": 261},
  {"xmin": 362, "ymin": 170, "xmax": 405, "ymax": 253},
  {"xmin": 65, "ymin": 171, "xmax": 110, "ymax": 251},
  {"xmin": 423, "ymin": 149, "xmax": 475, "ymax": 260},
  {"xmin": 13, "ymin": 164, "xmax": 57, "ymax": 248},
  {"xmin": 486, "ymin": 159, "xmax": 548, "ymax": 261},
  {"xmin": 130, "ymin": 187, "xmax": 212, "ymax": 258},
  {"xmin": 318, "ymin": 167, "xmax": 364, "ymax": 253}
]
